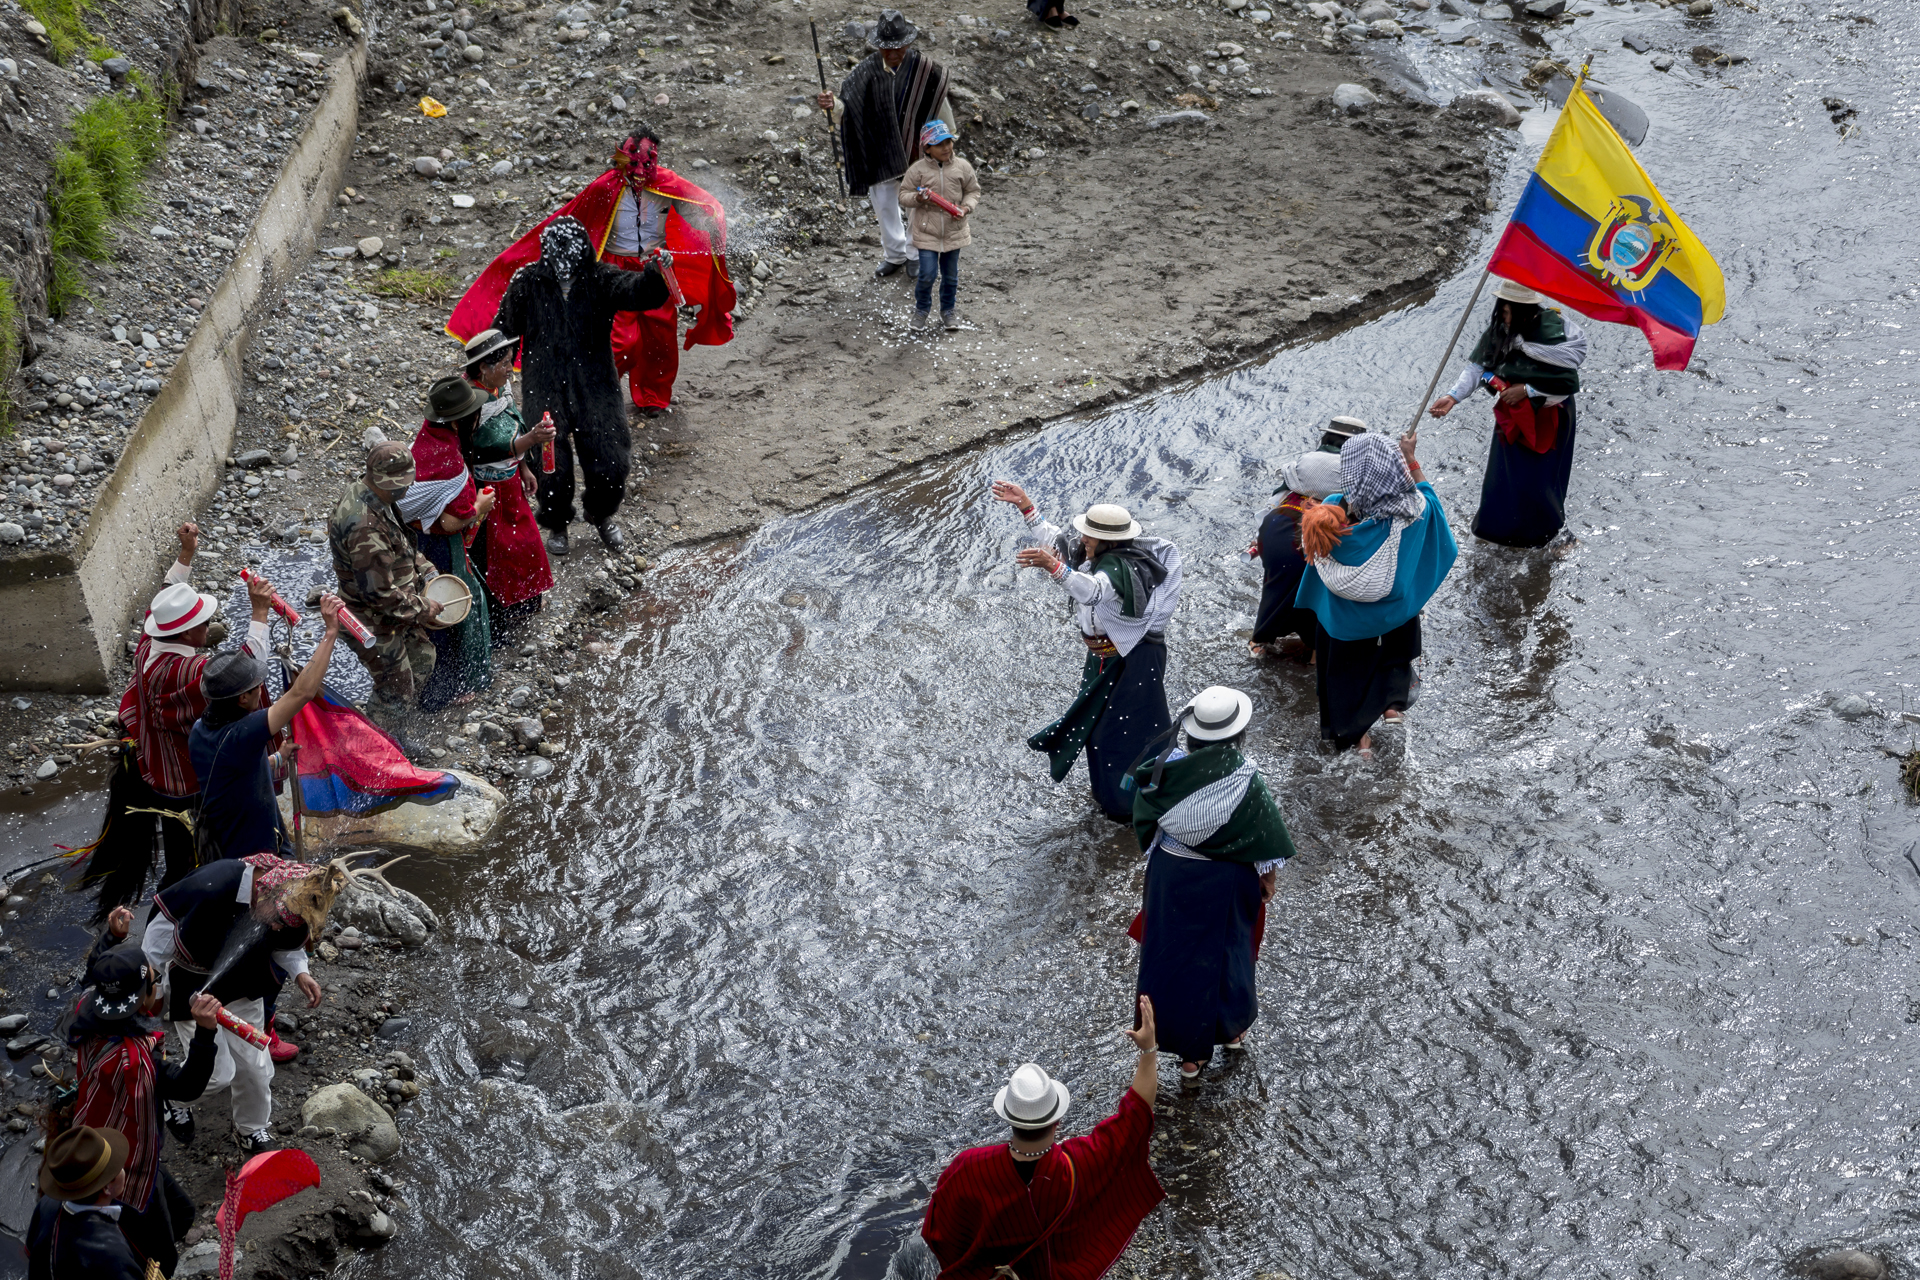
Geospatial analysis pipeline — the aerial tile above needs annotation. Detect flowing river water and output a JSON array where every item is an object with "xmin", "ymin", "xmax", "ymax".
[
  {"xmin": 9, "ymin": 0, "xmax": 1920, "ymax": 1274},
  {"xmin": 344, "ymin": 2, "xmax": 1920, "ymax": 1275}
]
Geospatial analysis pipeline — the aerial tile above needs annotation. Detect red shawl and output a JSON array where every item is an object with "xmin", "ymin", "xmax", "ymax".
[
  {"xmin": 448, "ymin": 168, "xmax": 736, "ymax": 351},
  {"xmin": 75, "ymin": 1031, "xmax": 161, "ymax": 1212},
  {"xmin": 922, "ymin": 1089, "xmax": 1163, "ymax": 1280},
  {"xmin": 410, "ymin": 421, "xmax": 477, "ymax": 526}
]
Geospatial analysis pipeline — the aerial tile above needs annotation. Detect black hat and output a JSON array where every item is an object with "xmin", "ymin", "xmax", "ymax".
[
  {"xmin": 870, "ymin": 8, "xmax": 917, "ymax": 48},
  {"xmin": 201, "ymin": 649, "xmax": 268, "ymax": 699},
  {"xmin": 79, "ymin": 940, "xmax": 151, "ymax": 1023},
  {"xmin": 1317, "ymin": 415, "xmax": 1367, "ymax": 455},
  {"xmin": 426, "ymin": 373, "xmax": 490, "ymax": 423}
]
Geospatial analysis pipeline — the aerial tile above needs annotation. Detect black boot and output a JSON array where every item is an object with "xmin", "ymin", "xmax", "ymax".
[
  {"xmin": 596, "ymin": 521, "xmax": 625, "ymax": 551},
  {"xmin": 545, "ymin": 529, "xmax": 569, "ymax": 556}
]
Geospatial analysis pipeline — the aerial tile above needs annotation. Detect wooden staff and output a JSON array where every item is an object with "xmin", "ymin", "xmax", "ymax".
[
  {"xmin": 810, "ymin": 20, "xmax": 849, "ymax": 200},
  {"xmin": 1402, "ymin": 265, "xmax": 1492, "ymax": 438},
  {"xmin": 288, "ymin": 742, "xmax": 305, "ymax": 860}
]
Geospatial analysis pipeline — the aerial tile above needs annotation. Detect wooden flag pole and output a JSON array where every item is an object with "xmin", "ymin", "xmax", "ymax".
[
  {"xmin": 1405, "ymin": 55, "xmax": 1600, "ymax": 440},
  {"xmin": 1403, "ymin": 265, "xmax": 1491, "ymax": 438}
]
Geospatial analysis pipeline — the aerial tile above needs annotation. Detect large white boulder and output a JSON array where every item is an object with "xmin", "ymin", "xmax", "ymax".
[
  {"xmin": 302, "ymin": 1083, "xmax": 401, "ymax": 1162},
  {"xmin": 279, "ymin": 769, "xmax": 506, "ymax": 855}
]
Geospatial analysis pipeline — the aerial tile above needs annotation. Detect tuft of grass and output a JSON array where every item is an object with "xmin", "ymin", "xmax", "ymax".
[
  {"xmin": 363, "ymin": 268, "xmax": 458, "ymax": 303},
  {"xmin": 68, "ymin": 86, "xmax": 167, "ymax": 215},
  {"xmin": 0, "ymin": 279, "xmax": 19, "ymax": 432},
  {"xmin": 48, "ymin": 147, "xmax": 110, "ymax": 315},
  {"xmin": 21, "ymin": 0, "xmax": 93, "ymax": 65},
  {"xmin": 46, "ymin": 73, "xmax": 170, "ymax": 315}
]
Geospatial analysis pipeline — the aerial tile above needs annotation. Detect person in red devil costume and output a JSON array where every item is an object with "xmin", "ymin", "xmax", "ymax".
[{"xmin": 449, "ymin": 126, "xmax": 735, "ymax": 422}]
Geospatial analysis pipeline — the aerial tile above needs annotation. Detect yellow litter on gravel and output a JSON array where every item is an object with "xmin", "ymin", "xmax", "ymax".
[{"xmin": 418, "ymin": 96, "xmax": 447, "ymax": 118}]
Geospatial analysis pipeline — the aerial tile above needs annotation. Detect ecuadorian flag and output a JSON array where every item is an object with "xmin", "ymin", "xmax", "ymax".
[{"xmin": 1488, "ymin": 79, "xmax": 1725, "ymax": 371}]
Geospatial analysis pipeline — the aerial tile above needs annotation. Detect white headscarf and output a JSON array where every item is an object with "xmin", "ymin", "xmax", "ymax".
[{"xmin": 1280, "ymin": 451, "xmax": 1343, "ymax": 500}]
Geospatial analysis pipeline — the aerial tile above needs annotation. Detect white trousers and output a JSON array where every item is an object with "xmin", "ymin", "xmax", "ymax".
[
  {"xmin": 175, "ymin": 995, "xmax": 273, "ymax": 1135},
  {"xmin": 867, "ymin": 178, "xmax": 913, "ymax": 265}
]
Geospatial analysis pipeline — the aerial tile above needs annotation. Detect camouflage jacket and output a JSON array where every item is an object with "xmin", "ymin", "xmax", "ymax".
[{"xmin": 328, "ymin": 480, "xmax": 436, "ymax": 631}]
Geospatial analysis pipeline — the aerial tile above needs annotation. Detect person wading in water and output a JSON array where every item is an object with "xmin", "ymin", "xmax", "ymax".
[
  {"xmin": 1295, "ymin": 432, "xmax": 1459, "ymax": 760},
  {"xmin": 1427, "ymin": 278, "xmax": 1590, "ymax": 547},
  {"xmin": 994, "ymin": 481, "xmax": 1183, "ymax": 821},
  {"xmin": 1129, "ymin": 687, "xmax": 1297, "ymax": 1081},
  {"xmin": 917, "ymin": 996, "xmax": 1165, "ymax": 1278}
]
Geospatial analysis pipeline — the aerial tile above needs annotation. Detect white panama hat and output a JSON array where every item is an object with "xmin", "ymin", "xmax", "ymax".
[
  {"xmin": 1182, "ymin": 685, "xmax": 1254, "ymax": 742},
  {"xmin": 1492, "ymin": 277, "xmax": 1545, "ymax": 305},
  {"xmin": 144, "ymin": 581, "xmax": 220, "ymax": 639},
  {"xmin": 993, "ymin": 1063, "xmax": 1072, "ymax": 1128},
  {"xmin": 1070, "ymin": 503, "xmax": 1142, "ymax": 542}
]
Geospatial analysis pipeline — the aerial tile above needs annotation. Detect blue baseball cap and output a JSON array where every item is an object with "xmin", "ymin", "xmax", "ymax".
[{"xmin": 920, "ymin": 119, "xmax": 956, "ymax": 147}]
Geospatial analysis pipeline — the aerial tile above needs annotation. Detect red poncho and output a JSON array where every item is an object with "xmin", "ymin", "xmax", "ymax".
[
  {"xmin": 922, "ymin": 1089, "xmax": 1164, "ymax": 1280},
  {"xmin": 448, "ymin": 168, "xmax": 736, "ymax": 351},
  {"xmin": 74, "ymin": 1032, "xmax": 161, "ymax": 1212}
]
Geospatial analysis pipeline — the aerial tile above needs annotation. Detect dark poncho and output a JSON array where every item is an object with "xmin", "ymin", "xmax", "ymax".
[
  {"xmin": 493, "ymin": 257, "xmax": 668, "ymax": 458},
  {"xmin": 1468, "ymin": 303, "xmax": 1582, "ymax": 398},
  {"xmin": 1131, "ymin": 743, "xmax": 1296, "ymax": 864},
  {"xmin": 837, "ymin": 49, "xmax": 949, "ymax": 194}
]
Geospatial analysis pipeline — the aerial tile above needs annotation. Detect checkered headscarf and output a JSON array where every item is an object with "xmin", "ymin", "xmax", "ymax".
[{"xmin": 1338, "ymin": 434, "xmax": 1423, "ymax": 522}]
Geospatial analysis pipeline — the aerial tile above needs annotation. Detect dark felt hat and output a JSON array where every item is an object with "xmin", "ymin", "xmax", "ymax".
[
  {"xmin": 201, "ymin": 649, "xmax": 268, "ymax": 699},
  {"xmin": 426, "ymin": 373, "xmax": 491, "ymax": 423},
  {"xmin": 870, "ymin": 8, "xmax": 917, "ymax": 47},
  {"xmin": 39, "ymin": 1126, "xmax": 130, "ymax": 1200}
]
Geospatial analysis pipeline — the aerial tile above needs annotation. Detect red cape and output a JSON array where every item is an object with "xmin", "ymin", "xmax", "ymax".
[
  {"xmin": 448, "ymin": 168, "xmax": 736, "ymax": 351},
  {"xmin": 922, "ymin": 1089, "xmax": 1163, "ymax": 1280}
]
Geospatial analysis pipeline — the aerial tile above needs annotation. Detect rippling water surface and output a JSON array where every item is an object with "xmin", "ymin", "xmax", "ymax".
[{"xmin": 334, "ymin": 3, "xmax": 1920, "ymax": 1275}]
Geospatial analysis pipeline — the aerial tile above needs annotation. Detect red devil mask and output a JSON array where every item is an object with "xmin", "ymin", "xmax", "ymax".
[{"xmin": 615, "ymin": 136, "xmax": 659, "ymax": 191}]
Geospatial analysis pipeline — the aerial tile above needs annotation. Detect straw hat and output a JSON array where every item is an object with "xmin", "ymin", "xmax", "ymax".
[
  {"xmin": 462, "ymin": 329, "xmax": 518, "ymax": 365},
  {"xmin": 38, "ymin": 1126, "xmax": 129, "ymax": 1200},
  {"xmin": 1070, "ymin": 503, "xmax": 1142, "ymax": 542},
  {"xmin": 1493, "ymin": 278, "xmax": 1544, "ymax": 305},
  {"xmin": 1318, "ymin": 415, "xmax": 1367, "ymax": 455},
  {"xmin": 1182, "ymin": 685, "xmax": 1254, "ymax": 742},
  {"xmin": 144, "ymin": 581, "xmax": 221, "ymax": 639},
  {"xmin": 994, "ymin": 1063, "xmax": 1071, "ymax": 1128}
]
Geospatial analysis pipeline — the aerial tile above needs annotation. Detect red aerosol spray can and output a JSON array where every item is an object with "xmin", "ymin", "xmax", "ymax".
[
  {"xmin": 240, "ymin": 567, "xmax": 302, "ymax": 627},
  {"xmin": 335, "ymin": 605, "xmax": 374, "ymax": 646},
  {"xmin": 215, "ymin": 1005, "xmax": 270, "ymax": 1050},
  {"xmin": 538, "ymin": 411, "xmax": 557, "ymax": 474},
  {"xmin": 651, "ymin": 249, "xmax": 685, "ymax": 308},
  {"xmin": 919, "ymin": 187, "xmax": 967, "ymax": 221}
]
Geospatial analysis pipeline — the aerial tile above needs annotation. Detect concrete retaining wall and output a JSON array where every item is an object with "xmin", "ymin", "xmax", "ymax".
[{"xmin": 0, "ymin": 40, "xmax": 367, "ymax": 692}]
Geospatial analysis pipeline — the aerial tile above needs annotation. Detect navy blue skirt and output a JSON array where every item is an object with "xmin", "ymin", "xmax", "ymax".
[
  {"xmin": 1135, "ymin": 848, "xmax": 1261, "ymax": 1064},
  {"xmin": 1084, "ymin": 639, "xmax": 1169, "ymax": 819},
  {"xmin": 1314, "ymin": 616, "xmax": 1420, "ymax": 751},
  {"xmin": 1472, "ymin": 395, "xmax": 1578, "ymax": 548},
  {"xmin": 1251, "ymin": 506, "xmax": 1318, "ymax": 647}
]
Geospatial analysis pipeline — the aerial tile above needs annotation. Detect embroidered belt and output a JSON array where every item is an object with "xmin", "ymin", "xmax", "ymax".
[
  {"xmin": 1081, "ymin": 633, "xmax": 1119, "ymax": 657},
  {"xmin": 472, "ymin": 460, "xmax": 519, "ymax": 483}
]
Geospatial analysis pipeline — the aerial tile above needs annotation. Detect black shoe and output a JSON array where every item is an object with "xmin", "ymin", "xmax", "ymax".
[
  {"xmin": 596, "ymin": 521, "xmax": 625, "ymax": 551},
  {"xmin": 238, "ymin": 1127, "xmax": 278, "ymax": 1157},
  {"xmin": 545, "ymin": 530, "xmax": 569, "ymax": 556},
  {"xmin": 163, "ymin": 1102, "xmax": 194, "ymax": 1147},
  {"xmin": 873, "ymin": 260, "xmax": 907, "ymax": 278}
]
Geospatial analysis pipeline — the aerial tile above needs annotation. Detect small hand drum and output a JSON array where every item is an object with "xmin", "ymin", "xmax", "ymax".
[{"xmin": 424, "ymin": 573, "xmax": 472, "ymax": 628}]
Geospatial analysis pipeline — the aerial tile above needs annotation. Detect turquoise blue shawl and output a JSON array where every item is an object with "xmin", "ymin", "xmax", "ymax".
[{"xmin": 1293, "ymin": 481, "xmax": 1458, "ymax": 642}]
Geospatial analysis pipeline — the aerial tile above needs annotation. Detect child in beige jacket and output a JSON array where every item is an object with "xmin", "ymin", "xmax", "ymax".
[{"xmin": 898, "ymin": 120, "xmax": 981, "ymax": 332}]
